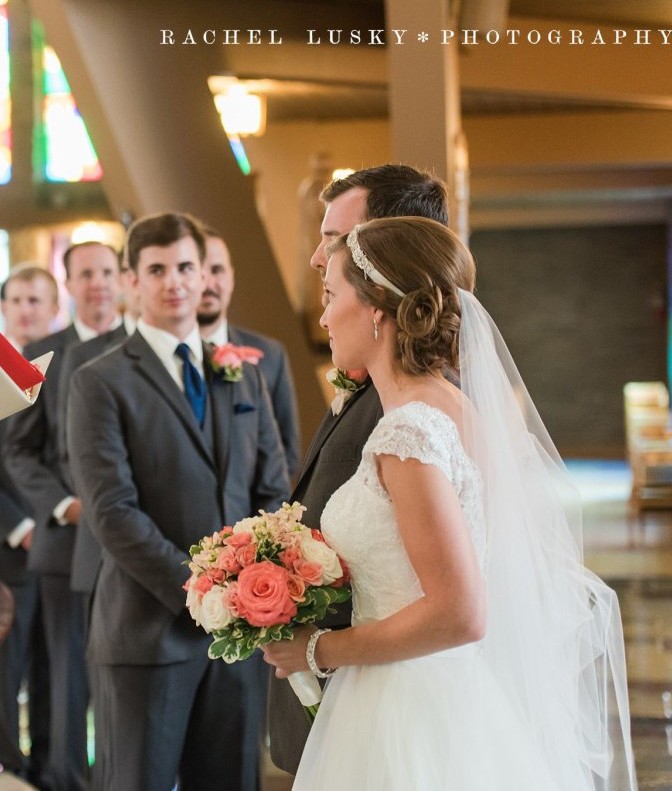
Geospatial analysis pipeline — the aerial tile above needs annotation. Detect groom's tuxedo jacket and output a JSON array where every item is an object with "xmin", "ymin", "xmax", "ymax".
[
  {"xmin": 268, "ymin": 381, "xmax": 383, "ymax": 775},
  {"xmin": 67, "ymin": 330, "xmax": 289, "ymax": 665}
]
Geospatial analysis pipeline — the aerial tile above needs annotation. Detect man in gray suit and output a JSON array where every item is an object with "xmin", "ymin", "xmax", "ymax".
[
  {"xmin": 67, "ymin": 212, "xmax": 289, "ymax": 791},
  {"xmin": 267, "ymin": 164, "xmax": 450, "ymax": 775},
  {"xmin": 5, "ymin": 242, "xmax": 121, "ymax": 791},
  {"xmin": 57, "ymin": 264, "xmax": 140, "ymax": 788},
  {"xmin": 198, "ymin": 227, "xmax": 301, "ymax": 479},
  {"xmin": 0, "ymin": 264, "xmax": 58, "ymax": 787}
]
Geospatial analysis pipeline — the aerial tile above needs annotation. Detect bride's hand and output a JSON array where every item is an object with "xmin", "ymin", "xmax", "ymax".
[{"xmin": 261, "ymin": 625, "xmax": 314, "ymax": 678}]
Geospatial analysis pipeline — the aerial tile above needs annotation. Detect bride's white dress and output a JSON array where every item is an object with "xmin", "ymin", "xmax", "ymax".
[{"xmin": 293, "ymin": 402, "xmax": 561, "ymax": 790}]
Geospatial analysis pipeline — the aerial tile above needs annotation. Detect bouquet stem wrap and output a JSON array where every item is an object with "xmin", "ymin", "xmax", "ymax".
[{"xmin": 288, "ymin": 670, "xmax": 323, "ymax": 721}]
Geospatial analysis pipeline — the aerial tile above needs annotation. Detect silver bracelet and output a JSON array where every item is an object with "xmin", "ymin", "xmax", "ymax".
[{"xmin": 305, "ymin": 628, "xmax": 335, "ymax": 678}]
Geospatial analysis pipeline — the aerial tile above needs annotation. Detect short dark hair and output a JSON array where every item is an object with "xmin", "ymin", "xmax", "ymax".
[
  {"xmin": 321, "ymin": 164, "xmax": 449, "ymax": 226},
  {"xmin": 63, "ymin": 241, "xmax": 119, "ymax": 279},
  {"xmin": 124, "ymin": 212, "xmax": 206, "ymax": 272}
]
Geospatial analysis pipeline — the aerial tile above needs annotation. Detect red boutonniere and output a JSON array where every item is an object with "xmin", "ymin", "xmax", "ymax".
[{"xmin": 210, "ymin": 343, "xmax": 264, "ymax": 383}]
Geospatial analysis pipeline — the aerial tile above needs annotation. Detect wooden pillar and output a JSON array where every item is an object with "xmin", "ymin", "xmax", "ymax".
[{"xmin": 384, "ymin": 0, "xmax": 470, "ymax": 241}]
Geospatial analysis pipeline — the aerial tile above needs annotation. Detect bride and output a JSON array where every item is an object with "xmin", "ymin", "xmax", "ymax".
[{"xmin": 262, "ymin": 217, "xmax": 638, "ymax": 790}]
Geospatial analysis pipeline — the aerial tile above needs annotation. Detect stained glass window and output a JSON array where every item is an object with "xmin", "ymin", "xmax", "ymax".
[
  {"xmin": 33, "ymin": 21, "xmax": 102, "ymax": 182},
  {"xmin": 0, "ymin": 0, "xmax": 11, "ymax": 185}
]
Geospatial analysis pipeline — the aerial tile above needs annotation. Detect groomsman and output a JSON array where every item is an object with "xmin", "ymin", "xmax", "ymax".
[
  {"xmin": 57, "ymin": 262, "xmax": 140, "ymax": 787},
  {"xmin": 0, "ymin": 264, "xmax": 58, "ymax": 786},
  {"xmin": 5, "ymin": 242, "xmax": 121, "ymax": 791},
  {"xmin": 59, "ymin": 260, "xmax": 141, "ymax": 600},
  {"xmin": 198, "ymin": 226, "xmax": 301, "ymax": 478},
  {"xmin": 67, "ymin": 212, "xmax": 289, "ymax": 791},
  {"xmin": 267, "ymin": 164, "xmax": 450, "ymax": 775}
]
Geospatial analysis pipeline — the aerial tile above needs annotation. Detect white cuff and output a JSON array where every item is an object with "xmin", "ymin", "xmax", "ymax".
[
  {"xmin": 53, "ymin": 496, "xmax": 76, "ymax": 526},
  {"xmin": 7, "ymin": 518, "xmax": 35, "ymax": 549}
]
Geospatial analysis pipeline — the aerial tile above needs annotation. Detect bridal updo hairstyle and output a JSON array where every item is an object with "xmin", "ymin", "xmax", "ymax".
[{"xmin": 336, "ymin": 216, "xmax": 476, "ymax": 376}]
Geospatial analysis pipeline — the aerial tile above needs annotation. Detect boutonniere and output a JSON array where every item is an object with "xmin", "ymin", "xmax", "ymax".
[
  {"xmin": 210, "ymin": 343, "xmax": 264, "ymax": 383},
  {"xmin": 326, "ymin": 368, "xmax": 368, "ymax": 416}
]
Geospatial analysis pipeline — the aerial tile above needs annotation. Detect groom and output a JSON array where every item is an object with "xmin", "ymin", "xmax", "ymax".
[
  {"xmin": 268, "ymin": 164, "xmax": 450, "ymax": 774},
  {"xmin": 67, "ymin": 212, "xmax": 289, "ymax": 791}
]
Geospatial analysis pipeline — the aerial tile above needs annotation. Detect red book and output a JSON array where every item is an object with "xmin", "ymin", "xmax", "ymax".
[{"xmin": 0, "ymin": 332, "xmax": 46, "ymax": 389}]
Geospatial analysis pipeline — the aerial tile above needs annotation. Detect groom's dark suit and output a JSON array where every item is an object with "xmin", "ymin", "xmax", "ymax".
[
  {"xmin": 268, "ymin": 382, "xmax": 383, "ymax": 775},
  {"xmin": 67, "ymin": 330, "xmax": 289, "ymax": 791}
]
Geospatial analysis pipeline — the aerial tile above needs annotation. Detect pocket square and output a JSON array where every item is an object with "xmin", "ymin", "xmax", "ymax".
[{"xmin": 234, "ymin": 402, "xmax": 256, "ymax": 415}]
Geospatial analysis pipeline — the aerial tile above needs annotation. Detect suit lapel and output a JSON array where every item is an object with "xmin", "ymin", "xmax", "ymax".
[
  {"xmin": 125, "ymin": 333, "xmax": 216, "ymax": 470},
  {"xmin": 294, "ymin": 381, "xmax": 371, "ymax": 487},
  {"xmin": 204, "ymin": 343, "xmax": 233, "ymax": 482}
]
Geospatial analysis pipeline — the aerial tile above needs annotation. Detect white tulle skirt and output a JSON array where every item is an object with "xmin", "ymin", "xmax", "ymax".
[{"xmin": 293, "ymin": 649, "xmax": 561, "ymax": 791}]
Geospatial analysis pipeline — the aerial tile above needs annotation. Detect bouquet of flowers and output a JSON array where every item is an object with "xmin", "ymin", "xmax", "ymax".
[{"xmin": 184, "ymin": 501, "xmax": 350, "ymax": 718}]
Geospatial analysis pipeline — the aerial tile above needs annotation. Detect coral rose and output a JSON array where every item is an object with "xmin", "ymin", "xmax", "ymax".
[
  {"xmin": 299, "ymin": 533, "xmax": 344, "ymax": 585},
  {"xmin": 287, "ymin": 573, "xmax": 306, "ymax": 603},
  {"xmin": 236, "ymin": 561, "xmax": 297, "ymax": 627},
  {"xmin": 293, "ymin": 559, "xmax": 323, "ymax": 586},
  {"xmin": 194, "ymin": 575, "xmax": 214, "ymax": 595},
  {"xmin": 236, "ymin": 543, "xmax": 257, "ymax": 568}
]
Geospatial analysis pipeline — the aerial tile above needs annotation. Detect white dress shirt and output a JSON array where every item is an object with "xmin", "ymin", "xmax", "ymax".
[
  {"xmin": 201, "ymin": 319, "xmax": 228, "ymax": 347},
  {"xmin": 136, "ymin": 319, "xmax": 204, "ymax": 391}
]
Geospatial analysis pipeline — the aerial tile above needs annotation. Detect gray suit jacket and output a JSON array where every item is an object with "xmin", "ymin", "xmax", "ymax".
[
  {"xmin": 268, "ymin": 382, "xmax": 383, "ymax": 775},
  {"xmin": 4, "ymin": 325, "xmax": 81, "ymax": 575},
  {"xmin": 57, "ymin": 324, "xmax": 128, "ymax": 595},
  {"xmin": 228, "ymin": 325, "xmax": 301, "ymax": 479},
  {"xmin": 67, "ymin": 331, "xmax": 290, "ymax": 665},
  {"xmin": 0, "ymin": 420, "xmax": 32, "ymax": 587}
]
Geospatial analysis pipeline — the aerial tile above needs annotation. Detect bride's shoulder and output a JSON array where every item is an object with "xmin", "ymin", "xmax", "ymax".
[{"xmin": 365, "ymin": 401, "xmax": 464, "ymax": 461}]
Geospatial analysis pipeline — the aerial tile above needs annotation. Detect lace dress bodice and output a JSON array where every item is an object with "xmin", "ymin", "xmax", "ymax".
[{"xmin": 321, "ymin": 401, "xmax": 485, "ymax": 628}]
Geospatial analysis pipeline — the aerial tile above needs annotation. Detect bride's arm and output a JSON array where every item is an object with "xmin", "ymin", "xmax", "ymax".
[{"xmin": 264, "ymin": 454, "xmax": 486, "ymax": 675}]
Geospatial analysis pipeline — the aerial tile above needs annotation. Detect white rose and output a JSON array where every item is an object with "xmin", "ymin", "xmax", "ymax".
[
  {"xmin": 232, "ymin": 517, "xmax": 258, "ymax": 536},
  {"xmin": 186, "ymin": 585, "xmax": 203, "ymax": 625},
  {"xmin": 299, "ymin": 533, "xmax": 343, "ymax": 585},
  {"xmin": 199, "ymin": 587, "xmax": 234, "ymax": 633}
]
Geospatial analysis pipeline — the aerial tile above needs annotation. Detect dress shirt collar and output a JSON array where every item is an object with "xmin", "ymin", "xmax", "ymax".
[
  {"xmin": 123, "ymin": 313, "xmax": 137, "ymax": 336},
  {"xmin": 136, "ymin": 318, "xmax": 204, "ymax": 390},
  {"xmin": 202, "ymin": 319, "xmax": 228, "ymax": 347},
  {"xmin": 73, "ymin": 314, "xmax": 122, "ymax": 342}
]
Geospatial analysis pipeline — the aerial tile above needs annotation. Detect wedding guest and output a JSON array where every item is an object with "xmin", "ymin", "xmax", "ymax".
[
  {"xmin": 198, "ymin": 227, "xmax": 301, "ymax": 478},
  {"xmin": 0, "ymin": 264, "xmax": 58, "ymax": 786},
  {"xmin": 5, "ymin": 242, "xmax": 121, "ymax": 791},
  {"xmin": 67, "ymin": 212, "xmax": 289, "ymax": 791},
  {"xmin": 267, "ymin": 163, "xmax": 450, "ymax": 775}
]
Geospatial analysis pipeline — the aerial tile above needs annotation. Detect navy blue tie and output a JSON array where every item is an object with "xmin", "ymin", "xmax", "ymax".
[{"xmin": 175, "ymin": 343, "xmax": 206, "ymax": 427}]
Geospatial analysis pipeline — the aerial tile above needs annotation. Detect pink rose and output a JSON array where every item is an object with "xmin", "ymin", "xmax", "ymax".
[
  {"xmin": 236, "ymin": 345, "xmax": 264, "ymax": 365},
  {"xmin": 226, "ymin": 532, "xmax": 253, "ymax": 549},
  {"xmin": 236, "ymin": 561, "xmax": 297, "ymax": 627},
  {"xmin": 217, "ymin": 546, "xmax": 242, "ymax": 574},
  {"xmin": 279, "ymin": 546, "xmax": 300, "ymax": 570},
  {"xmin": 293, "ymin": 558, "xmax": 323, "ymax": 586},
  {"xmin": 346, "ymin": 368, "xmax": 367, "ymax": 383},
  {"xmin": 223, "ymin": 581, "xmax": 240, "ymax": 618},
  {"xmin": 194, "ymin": 575, "xmax": 214, "ymax": 595},
  {"xmin": 208, "ymin": 568, "xmax": 225, "ymax": 584},
  {"xmin": 287, "ymin": 573, "xmax": 306, "ymax": 603},
  {"xmin": 236, "ymin": 543, "xmax": 257, "ymax": 568}
]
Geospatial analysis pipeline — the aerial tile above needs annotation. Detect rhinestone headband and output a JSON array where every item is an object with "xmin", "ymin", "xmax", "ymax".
[{"xmin": 346, "ymin": 225, "xmax": 406, "ymax": 298}]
